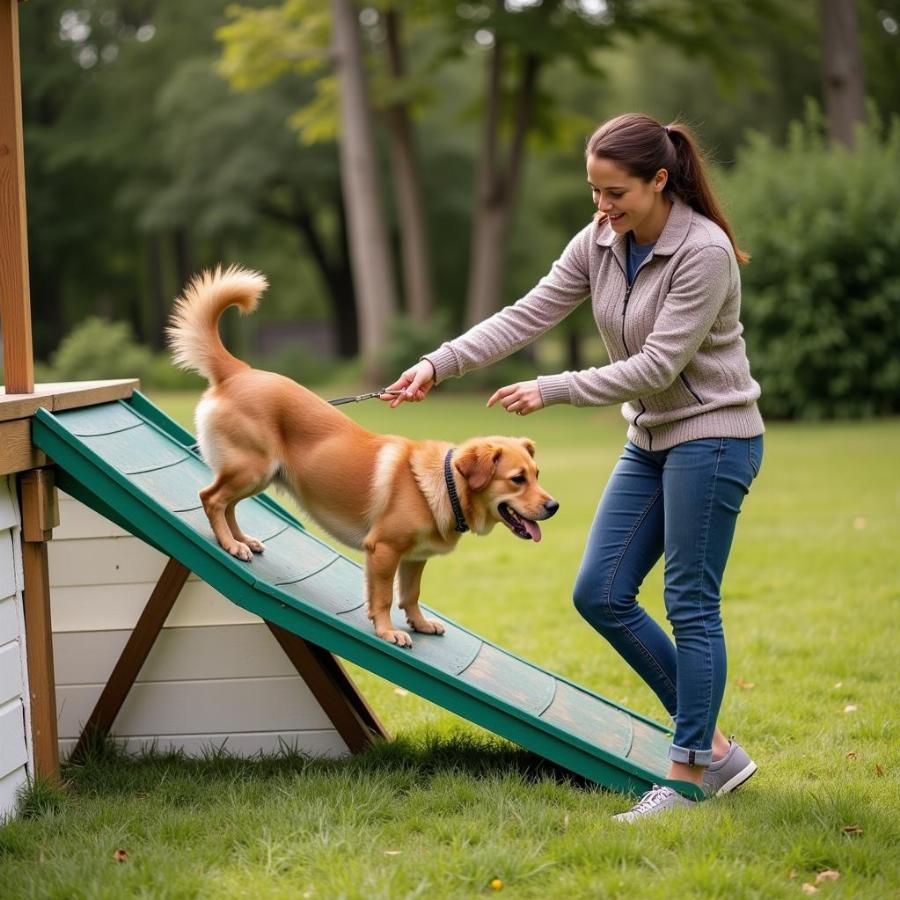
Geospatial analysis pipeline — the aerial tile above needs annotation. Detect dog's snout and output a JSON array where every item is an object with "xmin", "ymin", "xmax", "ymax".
[{"xmin": 543, "ymin": 499, "xmax": 560, "ymax": 518}]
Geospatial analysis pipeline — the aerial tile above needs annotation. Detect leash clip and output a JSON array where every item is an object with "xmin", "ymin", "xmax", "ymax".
[{"xmin": 329, "ymin": 389, "xmax": 402, "ymax": 406}]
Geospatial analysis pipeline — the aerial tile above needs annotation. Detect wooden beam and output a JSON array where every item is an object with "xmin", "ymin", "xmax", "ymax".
[
  {"xmin": 267, "ymin": 623, "xmax": 389, "ymax": 753},
  {"xmin": 0, "ymin": 0, "xmax": 34, "ymax": 393},
  {"xmin": 0, "ymin": 419, "xmax": 46, "ymax": 476},
  {"xmin": 19, "ymin": 469, "xmax": 59, "ymax": 781},
  {"xmin": 71, "ymin": 557, "xmax": 190, "ymax": 761}
]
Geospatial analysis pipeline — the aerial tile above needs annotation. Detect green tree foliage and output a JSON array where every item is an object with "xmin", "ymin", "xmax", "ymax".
[{"xmin": 723, "ymin": 107, "xmax": 900, "ymax": 418}]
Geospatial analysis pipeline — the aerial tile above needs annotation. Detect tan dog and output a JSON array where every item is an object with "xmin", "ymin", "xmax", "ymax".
[{"xmin": 167, "ymin": 266, "xmax": 559, "ymax": 647}]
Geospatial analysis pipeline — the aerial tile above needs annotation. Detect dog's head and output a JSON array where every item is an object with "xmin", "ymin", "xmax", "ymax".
[{"xmin": 454, "ymin": 436, "xmax": 558, "ymax": 541}]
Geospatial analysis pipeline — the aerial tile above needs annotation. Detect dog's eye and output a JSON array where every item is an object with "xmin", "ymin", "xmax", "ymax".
[{"xmin": 510, "ymin": 474, "xmax": 527, "ymax": 485}]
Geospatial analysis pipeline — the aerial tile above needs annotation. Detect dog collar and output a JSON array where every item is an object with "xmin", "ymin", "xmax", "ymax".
[{"xmin": 444, "ymin": 449, "xmax": 469, "ymax": 533}]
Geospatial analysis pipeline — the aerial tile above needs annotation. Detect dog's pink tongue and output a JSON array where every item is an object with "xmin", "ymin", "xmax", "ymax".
[{"xmin": 523, "ymin": 519, "xmax": 542, "ymax": 542}]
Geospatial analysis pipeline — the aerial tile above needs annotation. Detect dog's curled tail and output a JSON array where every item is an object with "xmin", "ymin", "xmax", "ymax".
[{"xmin": 167, "ymin": 265, "xmax": 268, "ymax": 384}]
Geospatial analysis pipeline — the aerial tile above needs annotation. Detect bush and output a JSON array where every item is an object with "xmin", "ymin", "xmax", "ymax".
[
  {"xmin": 722, "ymin": 106, "xmax": 900, "ymax": 419},
  {"xmin": 39, "ymin": 317, "xmax": 202, "ymax": 390},
  {"xmin": 45, "ymin": 317, "xmax": 155, "ymax": 383}
]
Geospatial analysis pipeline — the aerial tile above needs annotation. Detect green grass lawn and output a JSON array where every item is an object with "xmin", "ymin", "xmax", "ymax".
[{"xmin": 3, "ymin": 391, "xmax": 899, "ymax": 898}]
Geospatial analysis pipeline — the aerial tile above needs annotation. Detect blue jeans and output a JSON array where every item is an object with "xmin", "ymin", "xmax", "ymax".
[{"xmin": 573, "ymin": 436, "xmax": 763, "ymax": 765}]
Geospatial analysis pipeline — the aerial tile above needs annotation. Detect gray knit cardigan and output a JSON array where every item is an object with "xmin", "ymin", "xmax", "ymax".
[{"xmin": 424, "ymin": 196, "xmax": 764, "ymax": 451}]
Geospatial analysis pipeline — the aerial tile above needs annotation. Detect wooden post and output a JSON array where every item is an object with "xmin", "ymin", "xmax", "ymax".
[
  {"xmin": 0, "ymin": 0, "xmax": 34, "ymax": 394},
  {"xmin": 19, "ymin": 469, "xmax": 60, "ymax": 781},
  {"xmin": 267, "ymin": 623, "xmax": 389, "ymax": 752}
]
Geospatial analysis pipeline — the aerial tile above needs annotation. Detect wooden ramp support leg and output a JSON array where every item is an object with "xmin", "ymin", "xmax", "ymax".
[
  {"xmin": 19, "ymin": 468, "xmax": 61, "ymax": 782},
  {"xmin": 73, "ymin": 554, "xmax": 387, "ymax": 761},
  {"xmin": 267, "ymin": 623, "xmax": 389, "ymax": 752},
  {"xmin": 72, "ymin": 557, "xmax": 190, "ymax": 761}
]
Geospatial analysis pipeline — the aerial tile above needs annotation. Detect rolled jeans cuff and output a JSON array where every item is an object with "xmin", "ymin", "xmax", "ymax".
[{"xmin": 668, "ymin": 743, "xmax": 713, "ymax": 767}]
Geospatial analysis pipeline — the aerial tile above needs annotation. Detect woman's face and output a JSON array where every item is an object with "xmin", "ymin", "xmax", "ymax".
[{"xmin": 586, "ymin": 155, "xmax": 668, "ymax": 239}]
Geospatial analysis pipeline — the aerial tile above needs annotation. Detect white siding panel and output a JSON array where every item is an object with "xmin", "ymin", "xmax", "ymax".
[
  {"xmin": 0, "ymin": 766, "xmax": 27, "ymax": 822},
  {"xmin": 48, "ymin": 495, "xmax": 349, "ymax": 761},
  {"xmin": 50, "ymin": 581, "xmax": 259, "ymax": 633},
  {"xmin": 0, "ymin": 699, "xmax": 28, "ymax": 777},
  {"xmin": 57, "ymin": 676, "xmax": 334, "ymax": 739},
  {"xmin": 0, "ymin": 641, "xmax": 23, "ymax": 706},
  {"xmin": 0, "ymin": 595, "xmax": 18, "ymax": 645},
  {"xmin": 0, "ymin": 531, "xmax": 15, "ymax": 602},
  {"xmin": 54, "ymin": 624, "xmax": 296, "ymax": 685},
  {"xmin": 55, "ymin": 493, "xmax": 129, "ymax": 540},
  {"xmin": 0, "ymin": 478, "xmax": 17, "ymax": 532},
  {"xmin": 60, "ymin": 729, "xmax": 347, "ymax": 761},
  {"xmin": 49, "ymin": 536, "xmax": 168, "ymax": 587}
]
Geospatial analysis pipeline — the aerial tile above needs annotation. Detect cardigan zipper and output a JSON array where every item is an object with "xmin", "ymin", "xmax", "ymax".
[{"xmin": 621, "ymin": 273, "xmax": 653, "ymax": 449}]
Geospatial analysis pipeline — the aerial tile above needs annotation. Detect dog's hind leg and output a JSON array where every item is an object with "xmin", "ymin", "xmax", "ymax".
[
  {"xmin": 397, "ymin": 559, "xmax": 445, "ymax": 636},
  {"xmin": 364, "ymin": 540, "xmax": 412, "ymax": 647},
  {"xmin": 200, "ymin": 466, "xmax": 271, "ymax": 562},
  {"xmin": 225, "ymin": 503, "xmax": 265, "ymax": 554}
]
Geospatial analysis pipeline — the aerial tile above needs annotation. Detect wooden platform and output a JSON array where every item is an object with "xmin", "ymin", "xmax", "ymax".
[{"xmin": 0, "ymin": 380, "xmax": 138, "ymax": 477}]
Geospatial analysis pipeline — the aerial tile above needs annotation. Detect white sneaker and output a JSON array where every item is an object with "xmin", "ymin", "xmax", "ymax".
[{"xmin": 613, "ymin": 785, "xmax": 696, "ymax": 822}]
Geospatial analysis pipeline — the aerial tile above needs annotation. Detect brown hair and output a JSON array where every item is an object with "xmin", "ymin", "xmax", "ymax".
[{"xmin": 586, "ymin": 113, "xmax": 748, "ymax": 264}]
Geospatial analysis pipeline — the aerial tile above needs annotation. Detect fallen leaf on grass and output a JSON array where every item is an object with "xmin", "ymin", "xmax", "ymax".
[
  {"xmin": 801, "ymin": 884, "xmax": 818, "ymax": 895},
  {"xmin": 788, "ymin": 869, "xmax": 797, "ymax": 880},
  {"xmin": 845, "ymin": 751, "xmax": 857, "ymax": 760},
  {"xmin": 815, "ymin": 870, "xmax": 841, "ymax": 884},
  {"xmin": 841, "ymin": 825, "xmax": 863, "ymax": 836},
  {"xmin": 852, "ymin": 517, "xmax": 867, "ymax": 530},
  {"xmin": 113, "ymin": 849, "xmax": 128, "ymax": 863},
  {"xmin": 843, "ymin": 704, "xmax": 857, "ymax": 713},
  {"xmin": 384, "ymin": 850, "xmax": 402, "ymax": 856},
  {"xmin": 833, "ymin": 682, "xmax": 843, "ymax": 689},
  {"xmin": 875, "ymin": 764, "xmax": 884, "ymax": 777},
  {"xmin": 736, "ymin": 677, "xmax": 755, "ymax": 689}
]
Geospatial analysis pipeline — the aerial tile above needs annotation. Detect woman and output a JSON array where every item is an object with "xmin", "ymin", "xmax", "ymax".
[{"xmin": 383, "ymin": 113, "xmax": 764, "ymax": 821}]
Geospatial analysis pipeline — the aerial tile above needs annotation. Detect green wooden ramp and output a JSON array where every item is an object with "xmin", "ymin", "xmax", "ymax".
[{"xmin": 31, "ymin": 392, "xmax": 700, "ymax": 799}]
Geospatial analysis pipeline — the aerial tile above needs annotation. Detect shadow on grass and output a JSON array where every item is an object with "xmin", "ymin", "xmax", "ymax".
[{"xmin": 59, "ymin": 730, "xmax": 599, "ymax": 808}]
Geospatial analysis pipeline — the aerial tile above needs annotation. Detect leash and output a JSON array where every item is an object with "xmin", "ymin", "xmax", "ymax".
[
  {"xmin": 187, "ymin": 389, "xmax": 404, "ymax": 453},
  {"xmin": 328, "ymin": 389, "xmax": 403, "ymax": 406}
]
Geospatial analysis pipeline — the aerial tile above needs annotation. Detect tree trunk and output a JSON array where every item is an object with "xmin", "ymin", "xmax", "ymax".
[
  {"xmin": 465, "ymin": 44, "xmax": 540, "ymax": 328},
  {"xmin": 261, "ymin": 194, "xmax": 359, "ymax": 358},
  {"xmin": 819, "ymin": 0, "xmax": 866, "ymax": 148},
  {"xmin": 331, "ymin": 0, "xmax": 397, "ymax": 375},
  {"xmin": 383, "ymin": 7, "xmax": 434, "ymax": 323},
  {"xmin": 173, "ymin": 228, "xmax": 194, "ymax": 289},
  {"xmin": 145, "ymin": 233, "xmax": 165, "ymax": 347}
]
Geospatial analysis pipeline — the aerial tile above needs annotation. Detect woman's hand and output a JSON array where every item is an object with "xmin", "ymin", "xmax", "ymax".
[
  {"xmin": 381, "ymin": 359, "xmax": 435, "ymax": 407},
  {"xmin": 486, "ymin": 380, "xmax": 544, "ymax": 417}
]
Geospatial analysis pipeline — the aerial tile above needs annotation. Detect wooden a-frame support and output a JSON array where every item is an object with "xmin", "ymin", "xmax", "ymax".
[{"xmin": 72, "ymin": 557, "xmax": 388, "ymax": 761}]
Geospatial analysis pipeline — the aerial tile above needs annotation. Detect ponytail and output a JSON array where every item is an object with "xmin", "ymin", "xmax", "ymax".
[
  {"xmin": 587, "ymin": 114, "xmax": 749, "ymax": 264},
  {"xmin": 665, "ymin": 124, "xmax": 749, "ymax": 264}
]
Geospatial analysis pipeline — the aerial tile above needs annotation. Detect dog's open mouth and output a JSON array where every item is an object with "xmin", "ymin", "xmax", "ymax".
[{"xmin": 498, "ymin": 503, "xmax": 542, "ymax": 542}]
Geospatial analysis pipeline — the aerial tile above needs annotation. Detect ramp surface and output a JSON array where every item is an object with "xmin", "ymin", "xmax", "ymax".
[{"xmin": 32, "ymin": 393, "xmax": 701, "ymax": 799}]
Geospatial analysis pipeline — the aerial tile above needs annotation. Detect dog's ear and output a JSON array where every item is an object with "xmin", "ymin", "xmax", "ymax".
[
  {"xmin": 519, "ymin": 438, "xmax": 536, "ymax": 458},
  {"xmin": 455, "ymin": 444, "xmax": 502, "ymax": 493}
]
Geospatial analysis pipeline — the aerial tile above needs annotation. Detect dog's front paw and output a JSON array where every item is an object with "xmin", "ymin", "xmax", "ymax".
[
  {"xmin": 244, "ymin": 537, "xmax": 265, "ymax": 554},
  {"xmin": 227, "ymin": 542, "xmax": 253, "ymax": 562},
  {"xmin": 409, "ymin": 617, "xmax": 445, "ymax": 636},
  {"xmin": 377, "ymin": 628, "xmax": 413, "ymax": 648}
]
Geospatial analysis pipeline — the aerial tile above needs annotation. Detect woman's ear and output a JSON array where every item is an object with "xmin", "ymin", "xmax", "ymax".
[{"xmin": 654, "ymin": 168, "xmax": 668, "ymax": 193}]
